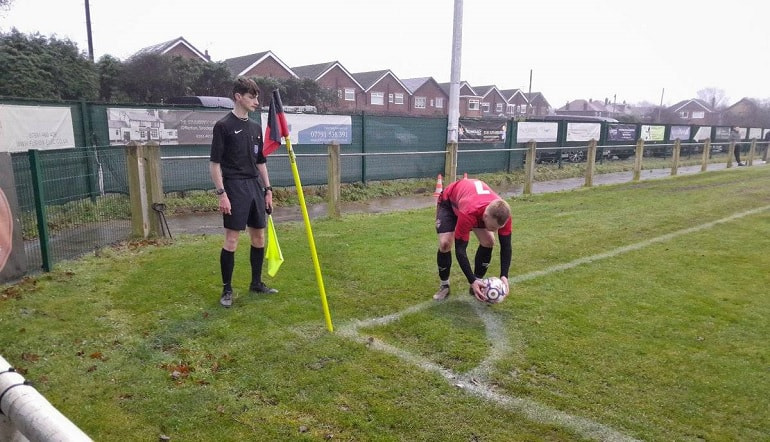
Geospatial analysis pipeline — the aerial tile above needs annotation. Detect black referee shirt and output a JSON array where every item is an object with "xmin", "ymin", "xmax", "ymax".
[{"xmin": 210, "ymin": 112, "xmax": 266, "ymax": 180}]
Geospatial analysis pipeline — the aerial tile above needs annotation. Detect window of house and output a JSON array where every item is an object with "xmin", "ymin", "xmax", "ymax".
[
  {"xmin": 415, "ymin": 97, "xmax": 426, "ymax": 109},
  {"xmin": 371, "ymin": 92, "xmax": 384, "ymax": 105},
  {"xmin": 691, "ymin": 111, "xmax": 705, "ymax": 119},
  {"xmin": 679, "ymin": 111, "xmax": 689, "ymax": 118},
  {"xmin": 507, "ymin": 104, "xmax": 515, "ymax": 114},
  {"xmin": 481, "ymin": 102, "xmax": 490, "ymax": 112},
  {"xmin": 388, "ymin": 93, "xmax": 394, "ymax": 103},
  {"xmin": 394, "ymin": 93, "xmax": 404, "ymax": 105},
  {"xmin": 338, "ymin": 89, "xmax": 343, "ymax": 99},
  {"xmin": 468, "ymin": 99, "xmax": 480, "ymax": 111},
  {"xmin": 344, "ymin": 88, "xmax": 355, "ymax": 101},
  {"xmin": 496, "ymin": 103, "xmax": 503, "ymax": 113},
  {"xmin": 435, "ymin": 97, "xmax": 443, "ymax": 108}
]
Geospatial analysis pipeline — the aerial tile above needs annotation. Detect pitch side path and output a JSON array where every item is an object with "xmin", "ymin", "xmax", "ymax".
[{"xmin": 168, "ymin": 161, "xmax": 764, "ymax": 235}]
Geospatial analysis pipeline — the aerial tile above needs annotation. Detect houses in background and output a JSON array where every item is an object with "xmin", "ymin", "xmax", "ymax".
[
  {"xmin": 134, "ymin": 37, "xmax": 764, "ymax": 125},
  {"xmin": 132, "ymin": 37, "xmax": 551, "ymax": 119}
]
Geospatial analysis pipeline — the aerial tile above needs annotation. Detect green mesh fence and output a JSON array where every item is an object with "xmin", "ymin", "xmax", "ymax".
[
  {"xmin": 7, "ymin": 98, "xmax": 770, "ymax": 278},
  {"xmin": 12, "ymin": 147, "xmax": 132, "ymax": 273}
]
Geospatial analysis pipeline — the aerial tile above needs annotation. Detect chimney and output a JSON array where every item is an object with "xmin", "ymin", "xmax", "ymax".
[{"xmin": 204, "ymin": 49, "xmax": 211, "ymax": 61}]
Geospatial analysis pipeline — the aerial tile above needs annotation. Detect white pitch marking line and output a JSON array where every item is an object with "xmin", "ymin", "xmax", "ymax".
[
  {"xmin": 338, "ymin": 204, "xmax": 770, "ymax": 441},
  {"xmin": 510, "ymin": 203, "xmax": 770, "ymax": 284}
]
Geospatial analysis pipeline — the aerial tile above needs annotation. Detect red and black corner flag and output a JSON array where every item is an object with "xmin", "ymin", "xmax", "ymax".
[{"xmin": 263, "ymin": 89, "xmax": 289, "ymax": 156}]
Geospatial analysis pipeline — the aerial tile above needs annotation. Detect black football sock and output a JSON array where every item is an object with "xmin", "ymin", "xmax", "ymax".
[
  {"xmin": 220, "ymin": 249, "xmax": 234, "ymax": 291},
  {"xmin": 437, "ymin": 250, "xmax": 452, "ymax": 282},
  {"xmin": 474, "ymin": 246, "xmax": 493, "ymax": 278},
  {"xmin": 250, "ymin": 246, "xmax": 265, "ymax": 286}
]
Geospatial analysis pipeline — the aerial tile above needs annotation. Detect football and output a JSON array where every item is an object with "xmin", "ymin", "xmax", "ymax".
[{"xmin": 480, "ymin": 277, "xmax": 508, "ymax": 304}]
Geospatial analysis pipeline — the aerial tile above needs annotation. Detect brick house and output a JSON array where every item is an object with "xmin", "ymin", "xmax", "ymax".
[
  {"xmin": 292, "ymin": 61, "xmax": 364, "ymax": 113},
  {"xmin": 556, "ymin": 99, "xmax": 613, "ymax": 118},
  {"xmin": 665, "ymin": 99, "xmax": 718, "ymax": 125},
  {"xmin": 223, "ymin": 51, "xmax": 297, "ymax": 80},
  {"xmin": 131, "ymin": 36, "xmax": 211, "ymax": 62},
  {"xmin": 351, "ymin": 70, "xmax": 411, "ymax": 115},
  {"xmin": 721, "ymin": 98, "xmax": 763, "ymax": 127},
  {"xmin": 439, "ymin": 82, "xmax": 482, "ymax": 118},
  {"xmin": 524, "ymin": 92, "xmax": 551, "ymax": 117},
  {"xmin": 475, "ymin": 86, "xmax": 509, "ymax": 118},
  {"xmin": 499, "ymin": 89, "xmax": 528, "ymax": 117},
  {"xmin": 401, "ymin": 77, "xmax": 448, "ymax": 117}
]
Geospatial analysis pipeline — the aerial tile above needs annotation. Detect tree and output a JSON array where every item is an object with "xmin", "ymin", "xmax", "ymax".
[
  {"xmin": 251, "ymin": 76, "xmax": 338, "ymax": 111},
  {"xmin": 119, "ymin": 53, "xmax": 175, "ymax": 103},
  {"xmin": 191, "ymin": 61, "xmax": 234, "ymax": 97},
  {"xmin": 119, "ymin": 54, "xmax": 234, "ymax": 103},
  {"xmin": 696, "ymin": 87, "xmax": 727, "ymax": 109},
  {"xmin": 96, "ymin": 54, "xmax": 129, "ymax": 102},
  {"xmin": 0, "ymin": 29, "xmax": 98, "ymax": 100}
]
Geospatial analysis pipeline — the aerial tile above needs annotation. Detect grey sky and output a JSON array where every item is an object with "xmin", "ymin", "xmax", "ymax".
[{"xmin": 3, "ymin": 0, "xmax": 769, "ymax": 107}]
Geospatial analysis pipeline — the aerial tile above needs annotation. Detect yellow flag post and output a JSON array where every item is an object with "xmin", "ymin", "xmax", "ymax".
[{"xmin": 283, "ymin": 136, "xmax": 334, "ymax": 332}]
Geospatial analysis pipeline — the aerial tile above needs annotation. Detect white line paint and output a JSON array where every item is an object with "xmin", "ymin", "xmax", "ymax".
[
  {"xmin": 337, "ymin": 204, "xmax": 770, "ymax": 441},
  {"xmin": 510, "ymin": 204, "xmax": 770, "ymax": 284}
]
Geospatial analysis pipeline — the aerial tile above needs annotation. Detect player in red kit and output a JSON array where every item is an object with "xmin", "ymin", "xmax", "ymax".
[{"xmin": 433, "ymin": 178, "xmax": 512, "ymax": 301}]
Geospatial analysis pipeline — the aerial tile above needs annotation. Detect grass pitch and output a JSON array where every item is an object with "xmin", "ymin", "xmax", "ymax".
[{"xmin": 1, "ymin": 166, "xmax": 769, "ymax": 441}]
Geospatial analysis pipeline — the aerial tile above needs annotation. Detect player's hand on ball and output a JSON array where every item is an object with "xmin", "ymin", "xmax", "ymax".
[{"xmin": 471, "ymin": 279, "xmax": 487, "ymax": 302}]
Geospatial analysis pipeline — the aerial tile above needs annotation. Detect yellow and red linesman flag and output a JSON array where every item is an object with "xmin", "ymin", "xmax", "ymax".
[{"xmin": 263, "ymin": 90, "xmax": 289, "ymax": 156}]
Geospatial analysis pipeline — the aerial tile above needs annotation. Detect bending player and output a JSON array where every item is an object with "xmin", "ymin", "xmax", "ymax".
[{"xmin": 433, "ymin": 177, "xmax": 512, "ymax": 301}]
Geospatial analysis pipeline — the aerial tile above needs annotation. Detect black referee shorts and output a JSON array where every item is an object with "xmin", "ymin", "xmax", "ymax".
[{"xmin": 222, "ymin": 178, "xmax": 266, "ymax": 231}]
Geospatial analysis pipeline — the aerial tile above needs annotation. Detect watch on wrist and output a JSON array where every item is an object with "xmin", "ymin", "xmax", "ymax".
[
  {"xmin": 264, "ymin": 186, "xmax": 273, "ymax": 192},
  {"xmin": 215, "ymin": 188, "xmax": 226, "ymax": 195}
]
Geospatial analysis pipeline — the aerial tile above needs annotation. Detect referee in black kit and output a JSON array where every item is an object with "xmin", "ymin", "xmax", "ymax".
[{"xmin": 209, "ymin": 77, "xmax": 278, "ymax": 308}]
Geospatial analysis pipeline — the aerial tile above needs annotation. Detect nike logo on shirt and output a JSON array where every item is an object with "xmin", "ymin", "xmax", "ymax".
[{"xmin": 234, "ymin": 130, "xmax": 243, "ymax": 134}]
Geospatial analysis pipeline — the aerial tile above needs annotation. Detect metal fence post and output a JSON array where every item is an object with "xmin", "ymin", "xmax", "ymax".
[
  {"xmin": 671, "ymin": 139, "xmax": 681, "ymax": 176},
  {"xmin": 633, "ymin": 139, "xmax": 645, "ymax": 181},
  {"xmin": 584, "ymin": 139, "xmax": 596, "ymax": 188},
  {"xmin": 524, "ymin": 141, "xmax": 536, "ymax": 195},
  {"xmin": 327, "ymin": 142, "xmax": 341, "ymax": 218},
  {"xmin": 28, "ymin": 149, "xmax": 52, "ymax": 272}
]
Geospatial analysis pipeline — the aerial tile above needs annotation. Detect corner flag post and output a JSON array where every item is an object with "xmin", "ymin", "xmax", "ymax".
[{"xmin": 268, "ymin": 90, "xmax": 333, "ymax": 332}]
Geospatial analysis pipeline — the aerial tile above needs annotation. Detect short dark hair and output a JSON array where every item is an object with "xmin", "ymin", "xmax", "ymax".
[{"xmin": 232, "ymin": 77, "xmax": 259, "ymax": 99}]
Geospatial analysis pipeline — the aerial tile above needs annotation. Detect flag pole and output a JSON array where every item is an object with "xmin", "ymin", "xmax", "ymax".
[{"xmin": 283, "ymin": 136, "xmax": 334, "ymax": 332}]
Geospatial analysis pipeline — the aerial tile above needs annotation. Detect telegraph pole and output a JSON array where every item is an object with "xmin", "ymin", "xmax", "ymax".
[
  {"xmin": 85, "ymin": 0, "xmax": 94, "ymax": 62},
  {"xmin": 447, "ymin": 0, "xmax": 463, "ymax": 144}
]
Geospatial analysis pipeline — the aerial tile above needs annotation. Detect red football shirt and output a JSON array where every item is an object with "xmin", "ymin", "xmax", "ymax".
[{"xmin": 440, "ymin": 179, "xmax": 512, "ymax": 242}]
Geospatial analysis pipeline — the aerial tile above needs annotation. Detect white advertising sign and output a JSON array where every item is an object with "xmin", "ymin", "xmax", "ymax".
[
  {"xmin": 261, "ymin": 113, "xmax": 352, "ymax": 145},
  {"xmin": 0, "ymin": 105, "xmax": 76, "ymax": 152},
  {"xmin": 566, "ymin": 122, "xmax": 601, "ymax": 142},
  {"xmin": 693, "ymin": 126, "xmax": 711, "ymax": 141},
  {"xmin": 516, "ymin": 122, "xmax": 558, "ymax": 143}
]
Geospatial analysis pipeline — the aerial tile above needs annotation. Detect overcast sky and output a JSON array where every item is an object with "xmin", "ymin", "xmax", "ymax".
[{"xmin": 3, "ymin": 0, "xmax": 769, "ymax": 108}]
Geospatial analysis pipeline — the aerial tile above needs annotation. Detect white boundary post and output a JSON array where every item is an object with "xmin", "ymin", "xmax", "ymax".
[{"xmin": 0, "ymin": 355, "xmax": 92, "ymax": 442}]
